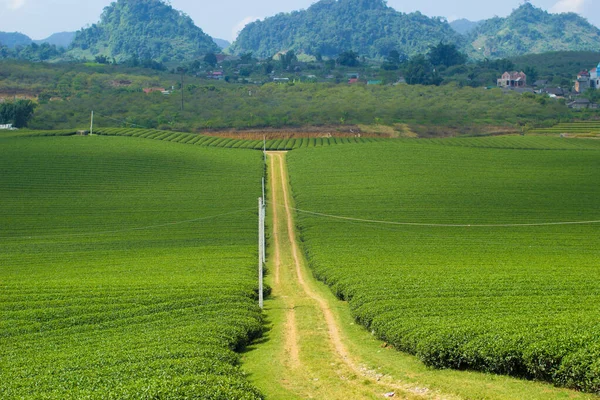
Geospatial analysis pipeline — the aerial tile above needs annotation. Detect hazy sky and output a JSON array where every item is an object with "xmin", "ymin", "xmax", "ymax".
[{"xmin": 1, "ymin": 0, "xmax": 599, "ymax": 41}]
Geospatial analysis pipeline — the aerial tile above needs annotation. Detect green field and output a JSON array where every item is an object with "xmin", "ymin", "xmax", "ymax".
[
  {"xmin": 0, "ymin": 135, "xmax": 264, "ymax": 399},
  {"xmin": 286, "ymin": 138, "xmax": 600, "ymax": 393},
  {"xmin": 529, "ymin": 122, "xmax": 600, "ymax": 136}
]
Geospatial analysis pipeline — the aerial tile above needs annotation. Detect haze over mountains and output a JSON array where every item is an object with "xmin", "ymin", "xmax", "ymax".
[{"xmin": 1, "ymin": 0, "xmax": 599, "ymax": 62}]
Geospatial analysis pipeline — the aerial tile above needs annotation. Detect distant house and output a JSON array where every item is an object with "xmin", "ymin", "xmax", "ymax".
[
  {"xmin": 575, "ymin": 70, "xmax": 591, "ymax": 93},
  {"xmin": 542, "ymin": 87, "xmax": 566, "ymax": 98},
  {"xmin": 534, "ymin": 79, "xmax": 548, "ymax": 87},
  {"xmin": 498, "ymin": 71, "xmax": 527, "ymax": 88},
  {"xmin": 0, "ymin": 124, "xmax": 14, "ymax": 130},
  {"xmin": 272, "ymin": 77, "xmax": 290, "ymax": 83},
  {"xmin": 367, "ymin": 80, "xmax": 383, "ymax": 85},
  {"xmin": 348, "ymin": 78, "xmax": 359, "ymax": 84},
  {"xmin": 143, "ymin": 87, "xmax": 165, "ymax": 94},
  {"xmin": 208, "ymin": 71, "xmax": 225, "ymax": 80},
  {"xmin": 567, "ymin": 98, "xmax": 598, "ymax": 109}
]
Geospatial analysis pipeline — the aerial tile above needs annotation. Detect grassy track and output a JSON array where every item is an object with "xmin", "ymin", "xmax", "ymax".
[
  {"xmin": 286, "ymin": 141, "xmax": 600, "ymax": 395},
  {"xmin": 0, "ymin": 136, "xmax": 264, "ymax": 399},
  {"xmin": 241, "ymin": 151, "xmax": 596, "ymax": 399}
]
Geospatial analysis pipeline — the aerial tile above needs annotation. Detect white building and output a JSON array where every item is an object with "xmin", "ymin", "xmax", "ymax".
[{"xmin": 590, "ymin": 62, "xmax": 600, "ymax": 89}]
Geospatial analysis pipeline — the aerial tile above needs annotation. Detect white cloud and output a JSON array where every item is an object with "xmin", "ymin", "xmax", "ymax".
[
  {"xmin": 232, "ymin": 16, "xmax": 259, "ymax": 41},
  {"xmin": 551, "ymin": 0, "xmax": 587, "ymax": 13},
  {"xmin": 3, "ymin": 0, "xmax": 26, "ymax": 10}
]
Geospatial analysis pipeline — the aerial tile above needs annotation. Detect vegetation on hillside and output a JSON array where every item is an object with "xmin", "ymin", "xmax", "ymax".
[
  {"xmin": 69, "ymin": 0, "xmax": 219, "ymax": 63},
  {"xmin": 0, "ymin": 32, "xmax": 32, "ymax": 48},
  {"xmin": 229, "ymin": 0, "xmax": 462, "ymax": 59},
  {"xmin": 0, "ymin": 42, "xmax": 65, "ymax": 62},
  {"xmin": 0, "ymin": 100, "xmax": 36, "ymax": 128},
  {"xmin": 466, "ymin": 3, "xmax": 600, "ymax": 59}
]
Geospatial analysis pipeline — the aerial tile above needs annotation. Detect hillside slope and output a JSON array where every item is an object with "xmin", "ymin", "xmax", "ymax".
[
  {"xmin": 34, "ymin": 32, "xmax": 76, "ymax": 48},
  {"xmin": 69, "ymin": 0, "xmax": 218, "ymax": 62},
  {"xmin": 467, "ymin": 3, "xmax": 600, "ymax": 59},
  {"xmin": 229, "ymin": 0, "xmax": 462, "ymax": 59},
  {"xmin": 0, "ymin": 32, "xmax": 32, "ymax": 48}
]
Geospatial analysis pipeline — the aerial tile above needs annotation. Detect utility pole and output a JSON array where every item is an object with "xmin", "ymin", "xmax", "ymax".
[
  {"xmin": 258, "ymin": 197, "xmax": 264, "ymax": 309},
  {"xmin": 180, "ymin": 70, "xmax": 184, "ymax": 111},
  {"xmin": 90, "ymin": 111, "xmax": 94, "ymax": 135}
]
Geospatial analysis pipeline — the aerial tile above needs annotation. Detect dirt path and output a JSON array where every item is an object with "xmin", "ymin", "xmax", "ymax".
[
  {"xmin": 264, "ymin": 151, "xmax": 447, "ymax": 399},
  {"xmin": 241, "ymin": 152, "xmax": 592, "ymax": 400}
]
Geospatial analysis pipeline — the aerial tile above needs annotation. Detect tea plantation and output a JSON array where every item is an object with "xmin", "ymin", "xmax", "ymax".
[
  {"xmin": 286, "ymin": 138, "xmax": 600, "ymax": 393},
  {"xmin": 0, "ymin": 135, "xmax": 264, "ymax": 399}
]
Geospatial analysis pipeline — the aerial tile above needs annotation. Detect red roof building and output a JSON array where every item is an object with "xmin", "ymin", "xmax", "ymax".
[{"xmin": 497, "ymin": 71, "xmax": 527, "ymax": 88}]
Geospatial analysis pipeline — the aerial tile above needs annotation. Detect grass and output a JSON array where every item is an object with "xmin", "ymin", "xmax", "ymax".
[
  {"xmin": 0, "ymin": 135, "xmax": 264, "ymax": 399},
  {"xmin": 286, "ymin": 139, "xmax": 600, "ymax": 394}
]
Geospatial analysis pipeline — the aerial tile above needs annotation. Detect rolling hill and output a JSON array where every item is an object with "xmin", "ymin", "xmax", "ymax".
[
  {"xmin": 450, "ymin": 19, "xmax": 483, "ymax": 35},
  {"xmin": 0, "ymin": 32, "xmax": 33, "ymax": 48},
  {"xmin": 466, "ymin": 3, "xmax": 600, "ymax": 59},
  {"xmin": 69, "ymin": 0, "xmax": 219, "ymax": 62},
  {"xmin": 229, "ymin": 0, "xmax": 463, "ymax": 59}
]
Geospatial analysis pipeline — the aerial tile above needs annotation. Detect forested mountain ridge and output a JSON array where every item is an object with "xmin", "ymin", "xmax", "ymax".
[
  {"xmin": 69, "ymin": 0, "xmax": 219, "ymax": 62},
  {"xmin": 34, "ymin": 32, "xmax": 76, "ymax": 48},
  {"xmin": 0, "ymin": 32, "xmax": 34, "ymax": 48},
  {"xmin": 450, "ymin": 19, "xmax": 483, "ymax": 35},
  {"xmin": 466, "ymin": 3, "xmax": 600, "ymax": 59},
  {"xmin": 229, "ymin": 0, "xmax": 463, "ymax": 59}
]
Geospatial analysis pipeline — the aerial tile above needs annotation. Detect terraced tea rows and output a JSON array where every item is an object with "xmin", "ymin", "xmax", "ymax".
[
  {"xmin": 0, "ymin": 136, "xmax": 264, "ymax": 399},
  {"xmin": 406, "ymin": 135, "xmax": 600, "ymax": 150},
  {"xmin": 287, "ymin": 141, "xmax": 600, "ymax": 393},
  {"xmin": 529, "ymin": 122, "xmax": 600, "ymax": 135},
  {"xmin": 93, "ymin": 127, "xmax": 385, "ymax": 150}
]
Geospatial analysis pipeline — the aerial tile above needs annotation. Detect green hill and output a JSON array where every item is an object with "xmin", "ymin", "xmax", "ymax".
[
  {"xmin": 69, "ymin": 0, "xmax": 219, "ymax": 62},
  {"xmin": 450, "ymin": 19, "xmax": 483, "ymax": 35},
  {"xmin": 467, "ymin": 3, "xmax": 600, "ymax": 59},
  {"xmin": 229, "ymin": 0, "xmax": 463, "ymax": 59},
  {"xmin": 0, "ymin": 32, "xmax": 32, "ymax": 48},
  {"xmin": 34, "ymin": 32, "xmax": 76, "ymax": 48}
]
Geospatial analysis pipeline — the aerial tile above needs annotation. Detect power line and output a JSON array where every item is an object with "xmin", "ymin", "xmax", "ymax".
[
  {"xmin": 267, "ymin": 201, "xmax": 600, "ymax": 228},
  {"xmin": 2, "ymin": 208, "xmax": 255, "ymax": 241},
  {"xmin": 93, "ymin": 112, "xmax": 149, "ymax": 129}
]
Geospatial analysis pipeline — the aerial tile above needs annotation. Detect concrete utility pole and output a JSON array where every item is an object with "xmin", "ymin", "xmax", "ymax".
[
  {"xmin": 258, "ymin": 197, "xmax": 265, "ymax": 309},
  {"xmin": 180, "ymin": 68, "xmax": 185, "ymax": 112},
  {"xmin": 90, "ymin": 111, "xmax": 94, "ymax": 135}
]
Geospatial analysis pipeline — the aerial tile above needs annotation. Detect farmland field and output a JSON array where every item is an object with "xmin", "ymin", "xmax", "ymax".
[
  {"xmin": 286, "ymin": 138, "xmax": 600, "ymax": 393},
  {"xmin": 0, "ymin": 135, "xmax": 264, "ymax": 399}
]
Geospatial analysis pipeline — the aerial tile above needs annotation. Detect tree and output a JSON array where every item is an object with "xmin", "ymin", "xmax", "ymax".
[
  {"xmin": 204, "ymin": 52, "xmax": 217, "ymax": 67},
  {"xmin": 405, "ymin": 55, "xmax": 442, "ymax": 86},
  {"xmin": 337, "ymin": 51, "xmax": 359, "ymax": 67},
  {"xmin": 95, "ymin": 55, "xmax": 110, "ymax": 64},
  {"xmin": 428, "ymin": 42, "xmax": 467, "ymax": 68},
  {"xmin": 388, "ymin": 50, "xmax": 401, "ymax": 64},
  {"xmin": 279, "ymin": 50, "xmax": 297, "ymax": 70},
  {"xmin": 523, "ymin": 66, "xmax": 538, "ymax": 84},
  {"xmin": 0, "ymin": 100, "xmax": 37, "ymax": 128}
]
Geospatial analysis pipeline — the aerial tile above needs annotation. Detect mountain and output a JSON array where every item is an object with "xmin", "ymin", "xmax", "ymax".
[
  {"xmin": 450, "ymin": 19, "xmax": 483, "ymax": 35},
  {"xmin": 34, "ymin": 32, "xmax": 76, "ymax": 48},
  {"xmin": 229, "ymin": 0, "xmax": 463, "ymax": 59},
  {"xmin": 0, "ymin": 32, "xmax": 32, "ymax": 48},
  {"xmin": 69, "ymin": 0, "xmax": 219, "ymax": 62},
  {"xmin": 213, "ymin": 38, "xmax": 231, "ymax": 50},
  {"xmin": 467, "ymin": 3, "xmax": 600, "ymax": 59}
]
